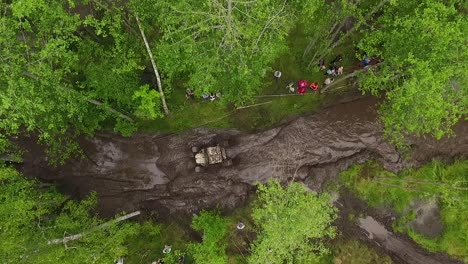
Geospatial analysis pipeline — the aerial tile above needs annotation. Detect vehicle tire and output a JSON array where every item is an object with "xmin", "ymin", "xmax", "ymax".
[
  {"xmin": 195, "ymin": 166, "xmax": 203, "ymax": 173},
  {"xmin": 191, "ymin": 146, "xmax": 200, "ymax": 153},
  {"xmin": 223, "ymin": 159, "xmax": 233, "ymax": 166}
]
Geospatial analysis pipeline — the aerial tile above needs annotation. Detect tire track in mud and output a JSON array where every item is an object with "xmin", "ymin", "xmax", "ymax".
[
  {"xmin": 19, "ymin": 96, "xmax": 467, "ymax": 264},
  {"xmin": 20, "ymin": 96, "xmax": 467, "ymax": 216}
]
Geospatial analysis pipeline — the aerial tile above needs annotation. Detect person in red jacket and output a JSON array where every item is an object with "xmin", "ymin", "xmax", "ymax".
[
  {"xmin": 298, "ymin": 80, "xmax": 307, "ymax": 95},
  {"xmin": 309, "ymin": 82, "xmax": 319, "ymax": 93}
]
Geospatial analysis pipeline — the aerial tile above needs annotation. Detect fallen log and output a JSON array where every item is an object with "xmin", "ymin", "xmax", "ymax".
[{"xmin": 47, "ymin": 211, "xmax": 141, "ymax": 245}]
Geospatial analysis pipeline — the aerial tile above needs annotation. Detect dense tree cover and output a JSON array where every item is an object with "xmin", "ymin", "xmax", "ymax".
[
  {"xmin": 188, "ymin": 210, "xmax": 228, "ymax": 264},
  {"xmin": 302, "ymin": 0, "xmax": 365, "ymax": 66},
  {"xmin": 249, "ymin": 180, "xmax": 337, "ymax": 264},
  {"xmin": 0, "ymin": 166, "xmax": 159, "ymax": 264},
  {"xmin": 1, "ymin": 0, "xmax": 466, "ymax": 160},
  {"xmin": 1, "ymin": 0, "xmax": 326, "ymax": 161},
  {"xmin": 130, "ymin": 0, "xmax": 322, "ymax": 105},
  {"xmin": 0, "ymin": 0, "xmax": 162, "ymax": 162},
  {"xmin": 357, "ymin": 0, "xmax": 468, "ymax": 145}
]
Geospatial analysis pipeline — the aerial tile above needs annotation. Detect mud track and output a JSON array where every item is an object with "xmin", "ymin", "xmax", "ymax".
[
  {"xmin": 22, "ymin": 96, "xmax": 467, "ymax": 216},
  {"xmin": 19, "ymin": 96, "xmax": 467, "ymax": 263}
]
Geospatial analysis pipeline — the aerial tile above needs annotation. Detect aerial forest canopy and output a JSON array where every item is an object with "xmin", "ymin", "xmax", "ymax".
[{"xmin": 0, "ymin": 0, "xmax": 466, "ymax": 161}]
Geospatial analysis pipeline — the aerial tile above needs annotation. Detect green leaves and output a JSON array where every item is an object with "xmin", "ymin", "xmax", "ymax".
[
  {"xmin": 135, "ymin": 0, "xmax": 317, "ymax": 105},
  {"xmin": 133, "ymin": 85, "xmax": 163, "ymax": 120},
  {"xmin": 0, "ymin": 166, "xmax": 149, "ymax": 264},
  {"xmin": 358, "ymin": 0, "xmax": 467, "ymax": 146},
  {"xmin": 248, "ymin": 180, "xmax": 337, "ymax": 264},
  {"xmin": 188, "ymin": 210, "xmax": 228, "ymax": 264},
  {"xmin": 0, "ymin": 0, "xmax": 159, "ymax": 161}
]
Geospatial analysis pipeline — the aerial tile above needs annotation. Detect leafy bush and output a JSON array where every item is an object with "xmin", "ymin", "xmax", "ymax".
[
  {"xmin": 248, "ymin": 180, "xmax": 337, "ymax": 264},
  {"xmin": 0, "ymin": 166, "xmax": 144, "ymax": 264},
  {"xmin": 188, "ymin": 210, "xmax": 228, "ymax": 264}
]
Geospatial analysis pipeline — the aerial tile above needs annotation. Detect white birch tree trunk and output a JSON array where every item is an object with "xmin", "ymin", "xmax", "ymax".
[{"xmin": 135, "ymin": 15, "xmax": 170, "ymax": 115}]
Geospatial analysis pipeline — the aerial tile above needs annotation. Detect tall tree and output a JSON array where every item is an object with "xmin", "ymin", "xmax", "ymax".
[
  {"xmin": 188, "ymin": 210, "xmax": 228, "ymax": 264},
  {"xmin": 134, "ymin": 15, "xmax": 169, "ymax": 115},
  {"xmin": 132, "ymin": 0, "xmax": 321, "ymax": 105},
  {"xmin": 0, "ymin": 166, "xmax": 159, "ymax": 264},
  {"xmin": 0, "ymin": 0, "xmax": 163, "ymax": 162},
  {"xmin": 357, "ymin": 0, "xmax": 468, "ymax": 146},
  {"xmin": 302, "ymin": 0, "xmax": 362, "ymax": 66},
  {"xmin": 248, "ymin": 180, "xmax": 337, "ymax": 264}
]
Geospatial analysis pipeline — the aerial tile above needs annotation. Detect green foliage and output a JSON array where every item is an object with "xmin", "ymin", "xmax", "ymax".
[
  {"xmin": 0, "ymin": 0, "xmax": 93, "ymax": 163},
  {"xmin": 188, "ymin": 210, "xmax": 229, "ymax": 264},
  {"xmin": 248, "ymin": 180, "xmax": 337, "ymax": 264},
  {"xmin": 125, "ymin": 219, "xmax": 191, "ymax": 264},
  {"xmin": 0, "ymin": 0, "xmax": 160, "ymax": 162},
  {"xmin": 114, "ymin": 118, "xmax": 138, "ymax": 137},
  {"xmin": 339, "ymin": 161, "xmax": 415, "ymax": 212},
  {"xmin": 340, "ymin": 160, "xmax": 468, "ymax": 261},
  {"xmin": 0, "ymin": 166, "xmax": 148, "ymax": 264},
  {"xmin": 357, "ymin": 0, "xmax": 468, "ymax": 146},
  {"xmin": 132, "ymin": 0, "xmax": 322, "ymax": 106},
  {"xmin": 132, "ymin": 85, "xmax": 163, "ymax": 120}
]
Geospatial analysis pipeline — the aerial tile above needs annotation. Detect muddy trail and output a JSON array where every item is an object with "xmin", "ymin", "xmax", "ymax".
[
  {"xmin": 19, "ymin": 96, "xmax": 467, "ymax": 263},
  {"xmin": 21, "ymin": 96, "xmax": 467, "ymax": 216}
]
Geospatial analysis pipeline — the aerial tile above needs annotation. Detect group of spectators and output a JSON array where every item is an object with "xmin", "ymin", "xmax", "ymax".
[
  {"xmin": 185, "ymin": 89, "xmax": 220, "ymax": 101},
  {"xmin": 281, "ymin": 55, "xmax": 346, "ymax": 95},
  {"xmin": 286, "ymin": 80, "xmax": 320, "ymax": 95},
  {"xmin": 185, "ymin": 55, "xmax": 350, "ymax": 99}
]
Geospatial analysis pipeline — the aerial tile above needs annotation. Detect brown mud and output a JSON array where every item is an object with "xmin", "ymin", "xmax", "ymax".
[
  {"xmin": 336, "ymin": 189, "xmax": 462, "ymax": 264},
  {"xmin": 18, "ymin": 95, "xmax": 467, "ymax": 264}
]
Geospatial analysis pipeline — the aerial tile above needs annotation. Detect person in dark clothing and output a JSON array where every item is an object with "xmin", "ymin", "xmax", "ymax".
[
  {"xmin": 185, "ymin": 89, "xmax": 194, "ymax": 99},
  {"xmin": 363, "ymin": 56, "xmax": 371, "ymax": 67},
  {"xmin": 318, "ymin": 58, "xmax": 326, "ymax": 70}
]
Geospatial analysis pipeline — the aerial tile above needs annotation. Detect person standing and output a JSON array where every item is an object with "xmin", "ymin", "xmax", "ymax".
[
  {"xmin": 318, "ymin": 58, "xmax": 326, "ymax": 70},
  {"xmin": 309, "ymin": 82, "xmax": 319, "ymax": 92},
  {"xmin": 286, "ymin": 81, "xmax": 296, "ymax": 93},
  {"xmin": 274, "ymin": 70, "xmax": 282, "ymax": 88},
  {"xmin": 337, "ymin": 66, "xmax": 343, "ymax": 75},
  {"xmin": 185, "ymin": 88, "xmax": 194, "ymax": 99},
  {"xmin": 274, "ymin": 70, "xmax": 282, "ymax": 81},
  {"xmin": 324, "ymin": 78, "xmax": 334, "ymax": 85},
  {"xmin": 298, "ymin": 80, "xmax": 308, "ymax": 95}
]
